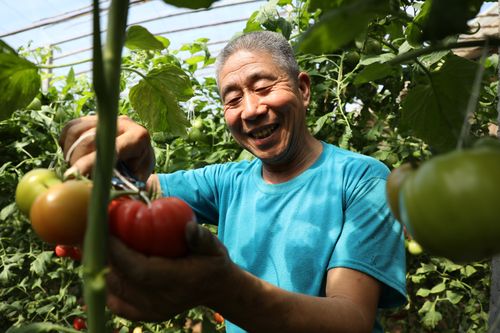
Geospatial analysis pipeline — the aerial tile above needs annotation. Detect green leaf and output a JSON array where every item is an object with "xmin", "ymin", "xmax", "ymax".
[
  {"xmin": 129, "ymin": 65, "xmax": 193, "ymax": 135},
  {"xmin": 354, "ymin": 62, "xmax": 395, "ymax": 85},
  {"xmin": 125, "ymin": 25, "xmax": 165, "ymax": 51},
  {"xmin": 416, "ymin": 288, "xmax": 431, "ymax": 297},
  {"xmin": 462, "ymin": 265, "xmax": 477, "ymax": 277},
  {"xmin": 296, "ymin": 0, "xmax": 390, "ymax": 54},
  {"xmin": 162, "ymin": 0, "xmax": 218, "ymax": 9},
  {"xmin": 430, "ymin": 282, "xmax": 446, "ymax": 294},
  {"xmin": 0, "ymin": 39, "xmax": 17, "ymax": 55},
  {"xmin": 0, "ymin": 53, "xmax": 41, "ymax": 120},
  {"xmin": 446, "ymin": 290, "xmax": 464, "ymax": 304},
  {"xmin": 400, "ymin": 54, "xmax": 478, "ymax": 152},
  {"xmin": 422, "ymin": 306, "xmax": 442, "ymax": 328},
  {"xmin": 30, "ymin": 251, "xmax": 53, "ymax": 276},
  {"xmin": 156, "ymin": 36, "xmax": 171, "ymax": 49},
  {"xmin": 6, "ymin": 322, "xmax": 80, "ymax": 333},
  {"xmin": 422, "ymin": 0, "xmax": 483, "ymax": 42}
]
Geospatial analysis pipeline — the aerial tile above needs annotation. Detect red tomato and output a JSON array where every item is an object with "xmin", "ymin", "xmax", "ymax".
[
  {"xmin": 70, "ymin": 247, "xmax": 82, "ymax": 261},
  {"xmin": 55, "ymin": 245, "xmax": 71, "ymax": 257},
  {"xmin": 30, "ymin": 180, "xmax": 91, "ymax": 246},
  {"xmin": 108, "ymin": 197, "xmax": 196, "ymax": 257},
  {"xmin": 213, "ymin": 312, "xmax": 224, "ymax": 324},
  {"xmin": 73, "ymin": 317, "xmax": 86, "ymax": 330}
]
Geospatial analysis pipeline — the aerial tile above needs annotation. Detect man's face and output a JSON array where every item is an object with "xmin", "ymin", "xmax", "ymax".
[{"xmin": 218, "ymin": 50, "xmax": 310, "ymax": 165}]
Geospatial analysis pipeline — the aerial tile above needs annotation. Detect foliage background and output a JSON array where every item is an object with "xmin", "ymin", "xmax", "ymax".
[{"xmin": 0, "ymin": 0, "xmax": 498, "ymax": 332}]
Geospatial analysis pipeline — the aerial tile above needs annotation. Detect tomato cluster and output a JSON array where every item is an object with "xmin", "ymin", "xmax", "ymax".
[
  {"xmin": 386, "ymin": 139, "xmax": 500, "ymax": 263},
  {"xmin": 16, "ymin": 168, "xmax": 196, "ymax": 258}
]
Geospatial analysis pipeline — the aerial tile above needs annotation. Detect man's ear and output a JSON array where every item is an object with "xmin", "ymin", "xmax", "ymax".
[{"xmin": 298, "ymin": 72, "xmax": 311, "ymax": 108}]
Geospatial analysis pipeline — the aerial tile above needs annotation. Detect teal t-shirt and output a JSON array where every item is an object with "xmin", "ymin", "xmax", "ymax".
[{"xmin": 158, "ymin": 141, "xmax": 407, "ymax": 332}]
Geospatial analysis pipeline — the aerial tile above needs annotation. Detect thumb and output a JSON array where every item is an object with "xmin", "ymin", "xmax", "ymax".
[{"xmin": 185, "ymin": 221, "xmax": 225, "ymax": 256}]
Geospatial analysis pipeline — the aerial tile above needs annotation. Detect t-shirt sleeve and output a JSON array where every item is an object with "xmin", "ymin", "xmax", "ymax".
[
  {"xmin": 157, "ymin": 165, "xmax": 222, "ymax": 224},
  {"xmin": 329, "ymin": 174, "xmax": 407, "ymax": 308}
]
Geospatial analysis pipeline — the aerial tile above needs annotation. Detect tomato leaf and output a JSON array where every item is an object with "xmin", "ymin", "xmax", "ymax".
[
  {"xmin": 129, "ymin": 65, "xmax": 193, "ymax": 135},
  {"xmin": 421, "ymin": 0, "xmax": 483, "ymax": 42},
  {"xmin": 0, "ymin": 39, "xmax": 17, "ymax": 55},
  {"xmin": 0, "ymin": 53, "xmax": 41, "ymax": 120},
  {"xmin": 400, "ymin": 55, "xmax": 478, "ymax": 152},
  {"xmin": 5, "ymin": 322, "xmax": 80, "ymax": 333},
  {"xmin": 161, "ymin": 0, "xmax": 218, "ymax": 9},
  {"xmin": 125, "ymin": 25, "xmax": 165, "ymax": 51},
  {"xmin": 296, "ymin": 0, "xmax": 390, "ymax": 54}
]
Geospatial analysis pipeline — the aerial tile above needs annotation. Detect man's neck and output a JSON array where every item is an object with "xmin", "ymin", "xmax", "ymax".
[{"xmin": 261, "ymin": 138, "xmax": 323, "ymax": 184}]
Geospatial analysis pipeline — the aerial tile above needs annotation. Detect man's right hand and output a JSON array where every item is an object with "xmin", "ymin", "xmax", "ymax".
[{"xmin": 59, "ymin": 115, "xmax": 155, "ymax": 182}]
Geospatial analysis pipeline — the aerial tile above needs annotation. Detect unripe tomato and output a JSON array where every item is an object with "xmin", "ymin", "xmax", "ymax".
[
  {"xmin": 400, "ymin": 146, "xmax": 500, "ymax": 262},
  {"xmin": 407, "ymin": 239, "xmax": 423, "ymax": 255},
  {"xmin": 386, "ymin": 163, "xmax": 415, "ymax": 221},
  {"xmin": 15, "ymin": 168, "xmax": 62, "ymax": 216},
  {"xmin": 108, "ymin": 197, "xmax": 196, "ymax": 257},
  {"xmin": 30, "ymin": 180, "xmax": 91, "ymax": 246}
]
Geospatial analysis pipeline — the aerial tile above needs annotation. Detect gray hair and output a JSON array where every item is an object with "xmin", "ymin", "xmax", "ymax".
[{"xmin": 215, "ymin": 31, "xmax": 300, "ymax": 87}]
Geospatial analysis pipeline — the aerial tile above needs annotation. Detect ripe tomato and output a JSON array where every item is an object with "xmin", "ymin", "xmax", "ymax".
[
  {"xmin": 400, "ymin": 146, "xmax": 500, "ymax": 262},
  {"xmin": 213, "ymin": 312, "xmax": 224, "ymax": 324},
  {"xmin": 55, "ymin": 245, "xmax": 71, "ymax": 257},
  {"xmin": 108, "ymin": 197, "xmax": 196, "ymax": 257},
  {"xmin": 15, "ymin": 168, "xmax": 62, "ymax": 216},
  {"xmin": 386, "ymin": 163, "xmax": 415, "ymax": 221},
  {"xmin": 73, "ymin": 317, "xmax": 86, "ymax": 330},
  {"xmin": 30, "ymin": 180, "xmax": 91, "ymax": 246}
]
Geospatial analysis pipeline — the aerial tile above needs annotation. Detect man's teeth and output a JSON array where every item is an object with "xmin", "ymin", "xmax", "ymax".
[{"xmin": 252, "ymin": 126, "xmax": 275, "ymax": 139}]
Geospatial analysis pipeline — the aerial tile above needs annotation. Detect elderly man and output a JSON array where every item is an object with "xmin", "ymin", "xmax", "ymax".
[{"xmin": 61, "ymin": 31, "xmax": 406, "ymax": 333}]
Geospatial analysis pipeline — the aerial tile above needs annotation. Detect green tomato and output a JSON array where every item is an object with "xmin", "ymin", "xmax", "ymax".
[
  {"xmin": 15, "ymin": 169, "xmax": 62, "ymax": 216},
  {"xmin": 192, "ymin": 117, "xmax": 204, "ymax": 129},
  {"xmin": 386, "ymin": 163, "xmax": 415, "ymax": 221},
  {"xmin": 400, "ymin": 147, "xmax": 500, "ymax": 263},
  {"xmin": 407, "ymin": 239, "xmax": 423, "ymax": 255}
]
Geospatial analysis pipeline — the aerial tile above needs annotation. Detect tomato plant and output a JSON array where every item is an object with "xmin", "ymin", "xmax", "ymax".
[
  {"xmin": 30, "ymin": 180, "xmax": 91, "ymax": 246},
  {"xmin": 15, "ymin": 168, "xmax": 62, "ymax": 216},
  {"xmin": 108, "ymin": 197, "xmax": 196, "ymax": 257},
  {"xmin": 400, "ymin": 146, "xmax": 500, "ymax": 263}
]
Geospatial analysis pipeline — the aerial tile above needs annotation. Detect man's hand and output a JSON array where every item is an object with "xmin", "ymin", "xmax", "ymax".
[
  {"xmin": 106, "ymin": 221, "xmax": 237, "ymax": 322},
  {"xmin": 59, "ymin": 115, "xmax": 155, "ymax": 182}
]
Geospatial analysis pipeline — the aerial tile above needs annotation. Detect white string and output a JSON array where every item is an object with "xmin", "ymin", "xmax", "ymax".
[{"xmin": 64, "ymin": 129, "xmax": 96, "ymax": 163}]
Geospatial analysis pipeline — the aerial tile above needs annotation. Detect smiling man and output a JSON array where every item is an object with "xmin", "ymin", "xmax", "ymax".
[{"xmin": 60, "ymin": 31, "xmax": 406, "ymax": 333}]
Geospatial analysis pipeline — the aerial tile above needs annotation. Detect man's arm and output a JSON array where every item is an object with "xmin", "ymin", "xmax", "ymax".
[{"xmin": 106, "ymin": 222, "xmax": 381, "ymax": 333}]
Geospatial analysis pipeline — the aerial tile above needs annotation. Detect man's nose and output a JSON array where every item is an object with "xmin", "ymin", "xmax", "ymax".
[{"xmin": 241, "ymin": 93, "xmax": 267, "ymax": 120}]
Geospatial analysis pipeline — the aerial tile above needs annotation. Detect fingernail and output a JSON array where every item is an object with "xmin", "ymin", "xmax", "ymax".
[{"xmin": 64, "ymin": 166, "xmax": 79, "ymax": 180}]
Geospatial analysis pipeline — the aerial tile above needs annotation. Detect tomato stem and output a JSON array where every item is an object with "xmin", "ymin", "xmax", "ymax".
[
  {"xmin": 83, "ymin": 1, "xmax": 129, "ymax": 333},
  {"xmin": 456, "ymin": 42, "xmax": 488, "ymax": 150}
]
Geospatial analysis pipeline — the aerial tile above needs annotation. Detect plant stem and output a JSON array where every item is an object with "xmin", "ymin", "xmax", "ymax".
[
  {"xmin": 387, "ymin": 38, "xmax": 500, "ymax": 65},
  {"xmin": 457, "ymin": 43, "xmax": 488, "ymax": 150},
  {"xmin": 84, "ymin": 1, "xmax": 129, "ymax": 333}
]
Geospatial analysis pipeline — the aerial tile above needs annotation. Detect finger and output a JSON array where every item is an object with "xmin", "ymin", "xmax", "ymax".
[
  {"xmin": 60, "ymin": 116, "xmax": 98, "ymax": 153},
  {"xmin": 64, "ymin": 151, "xmax": 97, "ymax": 179},
  {"xmin": 185, "ymin": 221, "xmax": 226, "ymax": 257},
  {"xmin": 108, "ymin": 237, "xmax": 176, "ymax": 286}
]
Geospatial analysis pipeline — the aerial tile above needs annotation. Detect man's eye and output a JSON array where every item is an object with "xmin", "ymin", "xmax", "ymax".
[
  {"xmin": 255, "ymin": 85, "xmax": 271, "ymax": 93},
  {"xmin": 225, "ymin": 96, "xmax": 241, "ymax": 106}
]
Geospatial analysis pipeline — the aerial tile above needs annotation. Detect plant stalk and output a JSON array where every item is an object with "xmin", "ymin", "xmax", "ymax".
[{"xmin": 84, "ymin": 1, "xmax": 129, "ymax": 333}]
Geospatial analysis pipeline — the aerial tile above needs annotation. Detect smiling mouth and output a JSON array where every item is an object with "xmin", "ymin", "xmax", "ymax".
[{"xmin": 249, "ymin": 124, "xmax": 279, "ymax": 139}]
